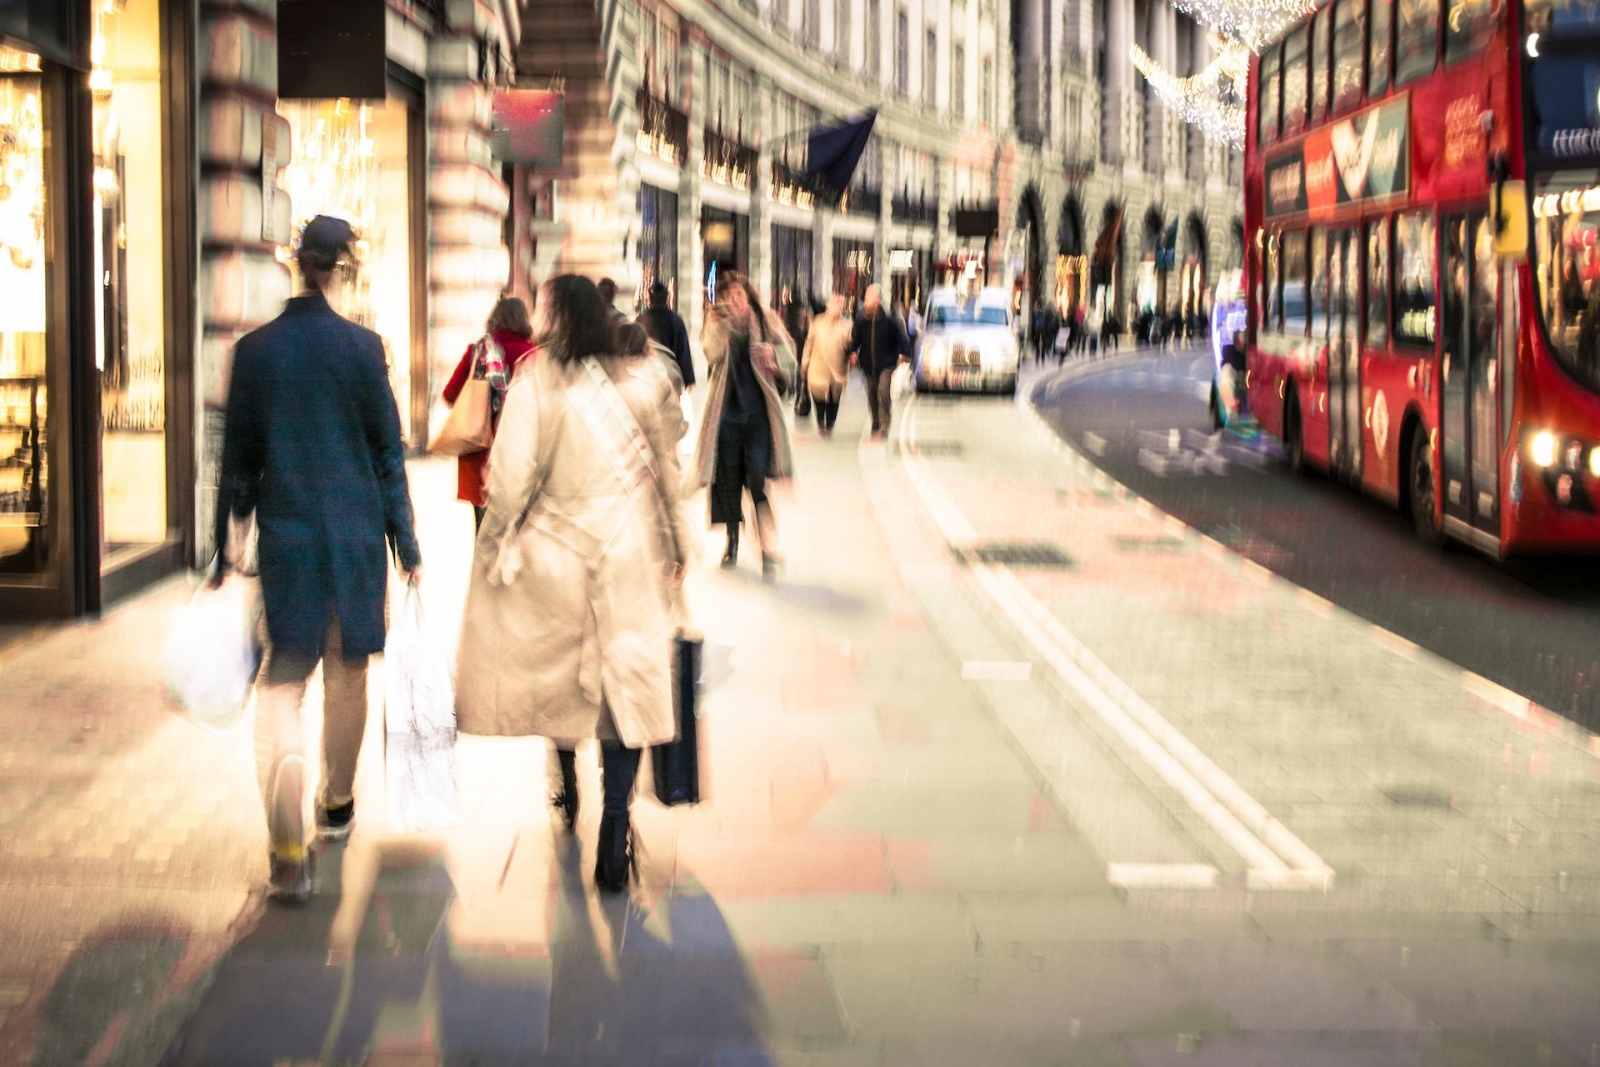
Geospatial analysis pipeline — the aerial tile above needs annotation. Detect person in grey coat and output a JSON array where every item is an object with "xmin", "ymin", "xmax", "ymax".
[{"xmin": 213, "ymin": 215, "xmax": 422, "ymax": 904}]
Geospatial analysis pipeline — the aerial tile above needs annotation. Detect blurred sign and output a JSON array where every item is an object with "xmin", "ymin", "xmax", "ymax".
[
  {"xmin": 888, "ymin": 249, "xmax": 915, "ymax": 270},
  {"xmin": 954, "ymin": 206, "xmax": 999, "ymax": 238},
  {"xmin": 491, "ymin": 90, "xmax": 565, "ymax": 169}
]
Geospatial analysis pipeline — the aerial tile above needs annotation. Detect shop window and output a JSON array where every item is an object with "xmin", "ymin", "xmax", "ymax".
[
  {"xmin": 94, "ymin": 0, "xmax": 172, "ymax": 558},
  {"xmin": 1259, "ymin": 46, "xmax": 1280, "ymax": 145},
  {"xmin": 1282, "ymin": 27, "xmax": 1308, "ymax": 138},
  {"xmin": 924, "ymin": 28, "xmax": 936, "ymax": 107},
  {"xmin": 639, "ymin": 185, "xmax": 679, "ymax": 307},
  {"xmin": 0, "ymin": 59, "xmax": 48, "ymax": 576},
  {"xmin": 1368, "ymin": 0, "xmax": 1392, "ymax": 96},
  {"xmin": 1366, "ymin": 217, "xmax": 1390, "ymax": 346},
  {"xmin": 1445, "ymin": 0, "xmax": 1498, "ymax": 63},
  {"xmin": 279, "ymin": 98, "xmax": 418, "ymax": 436},
  {"xmin": 953, "ymin": 44, "xmax": 965, "ymax": 117},
  {"xmin": 1283, "ymin": 230, "xmax": 1309, "ymax": 335},
  {"xmin": 1333, "ymin": 0, "xmax": 1364, "ymax": 113},
  {"xmin": 1311, "ymin": 11, "xmax": 1331, "ymax": 125},
  {"xmin": 1395, "ymin": 0, "xmax": 1438, "ymax": 86},
  {"xmin": 1394, "ymin": 210, "xmax": 1437, "ymax": 348}
]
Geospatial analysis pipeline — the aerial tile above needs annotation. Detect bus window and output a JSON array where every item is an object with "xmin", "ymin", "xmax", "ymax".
[
  {"xmin": 1311, "ymin": 229, "xmax": 1329, "ymax": 340},
  {"xmin": 1445, "ymin": 0, "xmax": 1499, "ymax": 63},
  {"xmin": 1334, "ymin": 0, "xmax": 1365, "ymax": 112},
  {"xmin": 1369, "ymin": 0, "xmax": 1392, "ymax": 97},
  {"xmin": 1283, "ymin": 27, "xmax": 1309, "ymax": 138},
  {"xmin": 1260, "ymin": 46, "xmax": 1281, "ymax": 145},
  {"xmin": 1284, "ymin": 230, "xmax": 1309, "ymax": 336},
  {"xmin": 1394, "ymin": 210, "xmax": 1438, "ymax": 348},
  {"xmin": 1366, "ymin": 218, "xmax": 1390, "ymax": 347},
  {"xmin": 1532, "ymin": 170, "xmax": 1600, "ymax": 393},
  {"xmin": 1395, "ymin": 0, "xmax": 1438, "ymax": 85},
  {"xmin": 1312, "ymin": 10, "xmax": 1332, "ymax": 124}
]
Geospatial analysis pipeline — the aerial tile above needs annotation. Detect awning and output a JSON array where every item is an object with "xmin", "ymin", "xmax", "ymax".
[
  {"xmin": 1092, "ymin": 208, "xmax": 1123, "ymax": 264},
  {"xmin": 804, "ymin": 111, "xmax": 877, "ymax": 197}
]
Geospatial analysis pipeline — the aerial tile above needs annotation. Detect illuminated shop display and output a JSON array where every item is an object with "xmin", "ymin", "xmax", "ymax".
[
  {"xmin": 279, "ymin": 98, "xmax": 415, "ymax": 418},
  {"xmin": 0, "ymin": 59, "xmax": 48, "ymax": 575}
]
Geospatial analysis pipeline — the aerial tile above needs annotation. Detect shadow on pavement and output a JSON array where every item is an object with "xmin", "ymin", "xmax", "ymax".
[{"xmin": 152, "ymin": 830, "xmax": 773, "ymax": 1064}]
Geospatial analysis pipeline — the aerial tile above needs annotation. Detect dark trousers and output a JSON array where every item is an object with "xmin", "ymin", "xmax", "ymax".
[
  {"xmin": 864, "ymin": 367, "xmax": 894, "ymax": 434},
  {"xmin": 556, "ymin": 742, "xmax": 641, "ymax": 816},
  {"xmin": 812, "ymin": 386, "xmax": 841, "ymax": 434},
  {"xmin": 711, "ymin": 416, "xmax": 771, "ymax": 526},
  {"xmin": 473, "ymin": 505, "xmax": 486, "ymax": 530}
]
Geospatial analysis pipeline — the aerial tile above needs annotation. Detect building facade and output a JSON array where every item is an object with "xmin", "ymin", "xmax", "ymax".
[
  {"xmin": 509, "ymin": 0, "xmax": 1242, "ymax": 338},
  {"xmin": 0, "ymin": 0, "xmax": 522, "ymax": 619}
]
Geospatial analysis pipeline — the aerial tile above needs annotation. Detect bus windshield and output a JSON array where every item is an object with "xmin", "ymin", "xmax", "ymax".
[
  {"xmin": 1526, "ymin": 0, "xmax": 1600, "ymax": 34},
  {"xmin": 1532, "ymin": 169, "xmax": 1600, "ymax": 393}
]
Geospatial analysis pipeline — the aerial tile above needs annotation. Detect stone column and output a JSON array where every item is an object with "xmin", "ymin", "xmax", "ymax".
[
  {"xmin": 1147, "ymin": 0, "xmax": 1173, "ymax": 173},
  {"xmin": 1015, "ymin": 0, "xmax": 1044, "ymax": 141},
  {"xmin": 1102, "ymin": 0, "xmax": 1132, "ymax": 167},
  {"xmin": 752, "ymin": 75, "xmax": 775, "ymax": 305},
  {"xmin": 684, "ymin": 38, "xmax": 709, "ymax": 340},
  {"xmin": 428, "ymin": 2, "xmax": 512, "ymax": 436},
  {"xmin": 932, "ymin": 152, "xmax": 950, "ymax": 261},
  {"xmin": 196, "ymin": 0, "xmax": 292, "ymax": 563},
  {"xmin": 877, "ymin": 143, "xmax": 894, "ymax": 291}
]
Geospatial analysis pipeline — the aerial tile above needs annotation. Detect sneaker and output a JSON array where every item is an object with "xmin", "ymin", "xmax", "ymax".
[
  {"xmin": 317, "ymin": 800, "xmax": 355, "ymax": 842},
  {"xmin": 268, "ymin": 847, "xmax": 314, "ymax": 906}
]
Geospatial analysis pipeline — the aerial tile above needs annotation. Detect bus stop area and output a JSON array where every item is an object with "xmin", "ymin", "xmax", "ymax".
[{"xmin": 2, "ymin": 360, "xmax": 1600, "ymax": 1065}]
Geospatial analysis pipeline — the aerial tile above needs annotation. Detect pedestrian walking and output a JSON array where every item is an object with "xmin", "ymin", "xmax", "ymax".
[
  {"xmin": 848, "ymin": 283, "xmax": 910, "ymax": 439},
  {"xmin": 597, "ymin": 277, "xmax": 630, "ymax": 328},
  {"xmin": 800, "ymin": 292, "xmax": 851, "ymax": 438},
  {"xmin": 456, "ymin": 274, "xmax": 691, "ymax": 894},
  {"xmin": 688, "ymin": 271, "xmax": 797, "ymax": 581},
  {"xmin": 212, "ymin": 215, "xmax": 423, "ymax": 905},
  {"xmin": 440, "ymin": 296, "xmax": 537, "ymax": 530},
  {"xmin": 638, "ymin": 281, "xmax": 696, "ymax": 391}
]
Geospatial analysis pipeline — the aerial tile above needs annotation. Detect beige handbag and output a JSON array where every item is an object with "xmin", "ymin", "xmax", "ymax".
[{"xmin": 428, "ymin": 376, "xmax": 494, "ymax": 457}]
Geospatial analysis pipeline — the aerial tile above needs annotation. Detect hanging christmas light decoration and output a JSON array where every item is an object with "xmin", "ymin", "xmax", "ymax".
[{"xmin": 1132, "ymin": 0, "xmax": 1316, "ymax": 149}]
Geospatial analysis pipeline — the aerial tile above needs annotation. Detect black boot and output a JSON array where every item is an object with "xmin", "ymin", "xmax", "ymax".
[
  {"xmin": 721, "ymin": 526, "xmax": 739, "ymax": 569},
  {"xmin": 551, "ymin": 748, "xmax": 578, "ymax": 833},
  {"xmin": 594, "ymin": 812, "xmax": 634, "ymax": 894}
]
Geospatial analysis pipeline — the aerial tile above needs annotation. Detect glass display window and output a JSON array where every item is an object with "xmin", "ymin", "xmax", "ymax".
[
  {"xmin": 0, "ymin": 54, "xmax": 49, "ymax": 578},
  {"xmin": 279, "ymin": 97, "xmax": 416, "ymax": 435},
  {"xmin": 94, "ymin": 0, "xmax": 171, "ymax": 560}
]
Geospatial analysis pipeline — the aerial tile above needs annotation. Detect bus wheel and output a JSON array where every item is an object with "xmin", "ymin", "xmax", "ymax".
[
  {"xmin": 1284, "ymin": 393, "xmax": 1305, "ymax": 477},
  {"xmin": 1409, "ymin": 422, "xmax": 1446, "ymax": 546}
]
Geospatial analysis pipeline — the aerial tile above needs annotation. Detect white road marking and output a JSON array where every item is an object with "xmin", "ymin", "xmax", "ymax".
[
  {"xmin": 1107, "ymin": 863, "xmax": 1220, "ymax": 890},
  {"xmin": 961, "ymin": 660, "xmax": 1034, "ymax": 682},
  {"xmin": 1083, "ymin": 431, "xmax": 1109, "ymax": 457},
  {"xmin": 897, "ymin": 404, "xmax": 1334, "ymax": 891}
]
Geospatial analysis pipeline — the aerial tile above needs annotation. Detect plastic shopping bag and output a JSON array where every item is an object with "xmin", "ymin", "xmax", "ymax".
[
  {"xmin": 384, "ymin": 589, "xmax": 462, "ymax": 834},
  {"xmin": 890, "ymin": 362, "xmax": 913, "ymax": 401},
  {"xmin": 164, "ymin": 575, "xmax": 264, "ymax": 732}
]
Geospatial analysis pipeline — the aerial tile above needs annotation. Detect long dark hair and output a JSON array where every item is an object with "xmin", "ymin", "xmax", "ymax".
[
  {"xmin": 539, "ymin": 274, "xmax": 612, "ymax": 363},
  {"xmin": 715, "ymin": 271, "xmax": 767, "ymax": 341}
]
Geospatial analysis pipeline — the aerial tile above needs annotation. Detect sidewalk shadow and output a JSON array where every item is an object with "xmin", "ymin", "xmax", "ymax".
[
  {"xmin": 158, "ymin": 837, "xmax": 552, "ymax": 1065},
  {"xmin": 548, "ymin": 840, "xmax": 774, "ymax": 1064},
  {"xmin": 718, "ymin": 566, "xmax": 874, "ymax": 619}
]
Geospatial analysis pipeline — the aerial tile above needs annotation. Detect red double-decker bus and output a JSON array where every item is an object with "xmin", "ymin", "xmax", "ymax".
[{"xmin": 1244, "ymin": 0, "xmax": 1600, "ymax": 554}]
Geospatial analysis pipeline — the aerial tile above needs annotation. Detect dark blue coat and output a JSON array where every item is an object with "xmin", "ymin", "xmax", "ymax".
[{"xmin": 215, "ymin": 294, "xmax": 421, "ymax": 659}]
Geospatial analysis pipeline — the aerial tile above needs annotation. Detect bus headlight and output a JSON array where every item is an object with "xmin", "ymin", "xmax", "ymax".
[
  {"xmin": 1589, "ymin": 448, "xmax": 1600, "ymax": 479},
  {"xmin": 1530, "ymin": 430, "xmax": 1558, "ymax": 468}
]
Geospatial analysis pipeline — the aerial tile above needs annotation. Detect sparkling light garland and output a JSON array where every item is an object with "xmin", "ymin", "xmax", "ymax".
[
  {"xmin": 1132, "ymin": 0, "xmax": 1316, "ymax": 150},
  {"xmin": 1130, "ymin": 32, "xmax": 1251, "ymax": 149}
]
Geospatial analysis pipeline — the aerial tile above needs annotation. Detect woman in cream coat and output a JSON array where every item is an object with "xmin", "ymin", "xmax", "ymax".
[
  {"xmin": 799, "ymin": 293, "xmax": 851, "ymax": 438},
  {"xmin": 456, "ymin": 275, "xmax": 691, "ymax": 893}
]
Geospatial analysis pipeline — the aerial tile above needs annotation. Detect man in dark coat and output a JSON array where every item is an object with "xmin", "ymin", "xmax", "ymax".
[
  {"xmin": 848, "ymin": 283, "xmax": 910, "ymax": 439},
  {"xmin": 638, "ymin": 281, "xmax": 696, "ymax": 390},
  {"xmin": 213, "ymin": 214, "xmax": 422, "ymax": 904}
]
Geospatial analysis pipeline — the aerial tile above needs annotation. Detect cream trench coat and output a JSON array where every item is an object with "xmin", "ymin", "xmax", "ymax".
[
  {"xmin": 687, "ymin": 306, "xmax": 798, "ymax": 493},
  {"xmin": 455, "ymin": 353, "xmax": 691, "ymax": 748},
  {"xmin": 800, "ymin": 313, "xmax": 852, "ymax": 398}
]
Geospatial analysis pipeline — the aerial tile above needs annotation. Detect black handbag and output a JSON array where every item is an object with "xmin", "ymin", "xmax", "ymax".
[
  {"xmin": 794, "ymin": 389, "xmax": 811, "ymax": 418},
  {"xmin": 651, "ymin": 635, "xmax": 703, "ymax": 805}
]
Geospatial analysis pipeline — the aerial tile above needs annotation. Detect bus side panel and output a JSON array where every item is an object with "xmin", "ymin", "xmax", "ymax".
[
  {"xmin": 1359, "ymin": 351, "xmax": 1425, "ymax": 506},
  {"xmin": 1305, "ymin": 341, "xmax": 1332, "ymax": 471}
]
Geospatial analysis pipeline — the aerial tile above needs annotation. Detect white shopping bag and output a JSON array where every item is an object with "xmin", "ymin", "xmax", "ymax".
[
  {"xmin": 384, "ymin": 589, "xmax": 462, "ymax": 833},
  {"xmin": 164, "ymin": 575, "xmax": 264, "ymax": 732},
  {"xmin": 890, "ymin": 362, "xmax": 913, "ymax": 401}
]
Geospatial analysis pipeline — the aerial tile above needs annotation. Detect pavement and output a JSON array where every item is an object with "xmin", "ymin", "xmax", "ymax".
[
  {"xmin": 1031, "ymin": 346, "xmax": 1600, "ymax": 729},
  {"xmin": 1, "ymin": 359, "xmax": 1599, "ymax": 1065}
]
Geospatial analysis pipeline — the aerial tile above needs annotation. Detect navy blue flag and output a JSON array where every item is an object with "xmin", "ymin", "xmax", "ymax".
[{"xmin": 805, "ymin": 111, "xmax": 878, "ymax": 196}]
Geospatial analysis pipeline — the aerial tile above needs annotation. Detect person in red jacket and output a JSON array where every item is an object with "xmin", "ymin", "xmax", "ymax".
[{"xmin": 441, "ymin": 296, "xmax": 537, "ymax": 527}]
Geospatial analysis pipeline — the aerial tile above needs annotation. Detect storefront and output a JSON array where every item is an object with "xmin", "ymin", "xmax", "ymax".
[
  {"xmin": 770, "ymin": 223, "xmax": 813, "ymax": 310},
  {"xmin": 277, "ymin": 89, "xmax": 428, "ymax": 446},
  {"xmin": 700, "ymin": 205, "xmax": 748, "ymax": 302},
  {"xmin": 1, "ymin": 0, "xmax": 198, "ymax": 617},
  {"xmin": 832, "ymin": 237, "xmax": 875, "ymax": 310},
  {"xmin": 888, "ymin": 247, "xmax": 930, "ymax": 313},
  {"xmin": 639, "ymin": 184, "xmax": 679, "ymax": 307}
]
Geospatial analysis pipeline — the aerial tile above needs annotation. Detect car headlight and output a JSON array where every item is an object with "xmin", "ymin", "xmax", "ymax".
[
  {"xmin": 922, "ymin": 341, "xmax": 948, "ymax": 369},
  {"xmin": 1530, "ymin": 430, "xmax": 1558, "ymax": 468}
]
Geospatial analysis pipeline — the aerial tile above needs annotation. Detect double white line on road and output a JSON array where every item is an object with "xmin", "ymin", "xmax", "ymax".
[{"xmin": 895, "ymin": 402, "xmax": 1334, "ymax": 892}]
